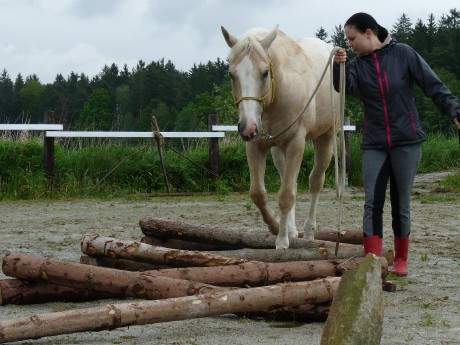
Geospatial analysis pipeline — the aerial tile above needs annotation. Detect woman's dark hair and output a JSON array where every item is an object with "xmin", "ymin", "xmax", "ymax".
[{"xmin": 345, "ymin": 12, "xmax": 388, "ymax": 43}]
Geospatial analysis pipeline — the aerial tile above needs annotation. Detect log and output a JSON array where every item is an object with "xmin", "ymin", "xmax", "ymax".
[
  {"xmin": 81, "ymin": 235, "xmax": 247, "ymax": 267},
  {"xmin": 205, "ymin": 246, "xmax": 363, "ymax": 262},
  {"xmin": 141, "ymin": 236, "xmax": 238, "ymax": 251},
  {"xmin": 382, "ymin": 280, "xmax": 396, "ymax": 293},
  {"xmin": 2, "ymin": 252, "xmax": 227, "ymax": 300},
  {"xmin": 80, "ymin": 255, "xmax": 170, "ymax": 271},
  {"xmin": 0, "ymin": 277, "xmax": 340, "ymax": 343},
  {"xmin": 321, "ymin": 254, "xmax": 384, "ymax": 345},
  {"xmin": 237, "ymin": 302, "xmax": 331, "ymax": 322},
  {"xmin": 139, "ymin": 217, "xmax": 361, "ymax": 251},
  {"xmin": 153, "ymin": 257, "xmax": 388, "ymax": 287},
  {"xmin": 314, "ymin": 229, "xmax": 363, "ymax": 244},
  {"xmin": 0, "ymin": 279, "xmax": 118, "ymax": 306}
]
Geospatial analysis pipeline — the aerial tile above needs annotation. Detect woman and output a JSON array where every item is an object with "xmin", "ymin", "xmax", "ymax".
[{"xmin": 333, "ymin": 12, "xmax": 460, "ymax": 276}]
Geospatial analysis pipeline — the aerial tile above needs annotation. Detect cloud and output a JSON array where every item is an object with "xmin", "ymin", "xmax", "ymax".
[{"xmin": 0, "ymin": 0, "xmax": 459, "ymax": 83}]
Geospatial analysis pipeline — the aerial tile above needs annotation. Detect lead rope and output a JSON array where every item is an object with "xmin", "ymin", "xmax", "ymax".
[{"xmin": 332, "ymin": 55, "xmax": 347, "ymax": 257}]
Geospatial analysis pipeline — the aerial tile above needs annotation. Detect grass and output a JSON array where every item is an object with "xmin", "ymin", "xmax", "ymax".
[{"xmin": 0, "ymin": 133, "xmax": 458, "ymax": 200}]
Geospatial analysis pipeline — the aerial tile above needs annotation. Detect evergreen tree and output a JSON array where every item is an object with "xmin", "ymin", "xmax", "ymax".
[
  {"xmin": 20, "ymin": 79, "xmax": 45, "ymax": 122},
  {"xmin": 77, "ymin": 88, "xmax": 112, "ymax": 130},
  {"xmin": 0, "ymin": 70, "xmax": 14, "ymax": 122},
  {"xmin": 316, "ymin": 27, "xmax": 329, "ymax": 42},
  {"xmin": 412, "ymin": 19, "xmax": 428, "ymax": 55},
  {"xmin": 391, "ymin": 13, "xmax": 413, "ymax": 43},
  {"xmin": 12, "ymin": 74, "xmax": 24, "ymax": 121}
]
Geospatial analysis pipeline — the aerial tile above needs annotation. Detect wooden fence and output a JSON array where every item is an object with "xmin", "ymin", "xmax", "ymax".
[{"xmin": 1, "ymin": 114, "xmax": 355, "ymax": 189}]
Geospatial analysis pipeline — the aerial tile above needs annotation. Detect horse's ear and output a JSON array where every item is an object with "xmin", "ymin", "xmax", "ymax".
[
  {"xmin": 260, "ymin": 25, "xmax": 279, "ymax": 50},
  {"xmin": 221, "ymin": 26, "xmax": 238, "ymax": 48}
]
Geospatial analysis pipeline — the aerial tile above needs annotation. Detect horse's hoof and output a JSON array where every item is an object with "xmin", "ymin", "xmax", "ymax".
[
  {"xmin": 303, "ymin": 231, "xmax": 314, "ymax": 240},
  {"xmin": 275, "ymin": 237, "xmax": 289, "ymax": 249}
]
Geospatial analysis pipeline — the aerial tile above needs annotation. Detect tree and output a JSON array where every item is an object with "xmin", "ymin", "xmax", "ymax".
[
  {"xmin": 0, "ymin": 70, "xmax": 14, "ymax": 122},
  {"xmin": 412, "ymin": 19, "xmax": 429, "ymax": 56},
  {"xmin": 391, "ymin": 13, "xmax": 413, "ymax": 44},
  {"xmin": 20, "ymin": 79, "xmax": 46, "ymax": 122},
  {"xmin": 11, "ymin": 74, "xmax": 24, "ymax": 121},
  {"xmin": 212, "ymin": 81, "xmax": 237, "ymax": 125},
  {"xmin": 330, "ymin": 25, "xmax": 353, "ymax": 58},
  {"xmin": 77, "ymin": 88, "xmax": 112, "ymax": 130},
  {"xmin": 316, "ymin": 27, "xmax": 329, "ymax": 42}
]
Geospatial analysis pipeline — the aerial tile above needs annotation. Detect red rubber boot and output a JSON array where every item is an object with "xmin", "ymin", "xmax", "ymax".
[
  {"xmin": 392, "ymin": 236, "xmax": 409, "ymax": 276},
  {"xmin": 363, "ymin": 235, "xmax": 383, "ymax": 256}
]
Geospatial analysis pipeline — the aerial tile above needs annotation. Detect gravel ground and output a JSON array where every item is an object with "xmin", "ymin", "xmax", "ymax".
[{"xmin": 0, "ymin": 171, "xmax": 459, "ymax": 344}]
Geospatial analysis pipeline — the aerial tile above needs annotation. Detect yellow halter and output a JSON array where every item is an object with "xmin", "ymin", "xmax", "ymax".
[{"xmin": 233, "ymin": 62, "xmax": 276, "ymax": 107}]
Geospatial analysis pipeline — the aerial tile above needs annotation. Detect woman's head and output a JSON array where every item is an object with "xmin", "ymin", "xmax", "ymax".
[
  {"xmin": 345, "ymin": 12, "xmax": 388, "ymax": 43},
  {"xmin": 343, "ymin": 12, "xmax": 388, "ymax": 55}
]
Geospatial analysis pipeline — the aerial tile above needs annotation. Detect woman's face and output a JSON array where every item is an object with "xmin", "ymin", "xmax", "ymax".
[{"xmin": 344, "ymin": 25, "xmax": 372, "ymax": 56}]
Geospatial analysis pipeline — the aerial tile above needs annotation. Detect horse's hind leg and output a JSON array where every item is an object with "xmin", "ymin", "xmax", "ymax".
[
  {"xmin": 271, "ymin": 146, "xmax": 298, "ymax": 238},
  {"xmin": 303, "ymin": 129, "xmax": 334, "ymax": 239}
]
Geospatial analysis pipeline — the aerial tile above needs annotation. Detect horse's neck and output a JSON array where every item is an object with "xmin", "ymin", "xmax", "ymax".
[
  {"xmin": 269, "ymin": 35, "xmax": 311, "ymax": 92},
  {"xmin": 264, "ymin": 34, "xmax": 327, "ymax": 135}
]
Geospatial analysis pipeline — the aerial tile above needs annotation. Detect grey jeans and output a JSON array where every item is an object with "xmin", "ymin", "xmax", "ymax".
[{"xmin": 362, "ymin": 144, "xmax": 422, "ymax": 238}]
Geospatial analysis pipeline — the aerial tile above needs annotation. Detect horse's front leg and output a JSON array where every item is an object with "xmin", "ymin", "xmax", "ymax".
[
  {"xmin": 276, "ymin": 139, "xmax": 305, "ymax": 249},
  {"xmin": 246, "ymin": 142, "xmax": 279, "ymax": 235},
  {"xmin": 271, "ymin": 146, "xmax": 297, "ymax": 239}
]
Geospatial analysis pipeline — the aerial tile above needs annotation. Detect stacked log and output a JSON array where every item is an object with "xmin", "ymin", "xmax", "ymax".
[
  {"xmin": 0, "ymin": 277, "xmax": 341, "ymax": 343},
  {"xmin": 0, "ymin": 216, "xmax": 394, "ymax": 344},
  {"xmin": 139, "ymin": 216, "xmax": 360, "ymax": 250}
]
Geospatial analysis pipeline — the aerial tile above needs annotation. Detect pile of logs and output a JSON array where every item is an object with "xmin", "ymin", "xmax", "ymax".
[{"xmin": 0, "ymin": 216, "xmax": 392, "ymax": 343}]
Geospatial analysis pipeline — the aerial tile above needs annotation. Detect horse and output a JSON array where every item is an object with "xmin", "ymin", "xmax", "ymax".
[{"xmin": 221, "ymin": 25, "xmax": 340, "ymax": 249}]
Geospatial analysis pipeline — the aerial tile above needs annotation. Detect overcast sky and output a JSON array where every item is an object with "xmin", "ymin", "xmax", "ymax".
[{"xmin": 1, "ymin": 0, "xmax": 459, "ymax": 84}]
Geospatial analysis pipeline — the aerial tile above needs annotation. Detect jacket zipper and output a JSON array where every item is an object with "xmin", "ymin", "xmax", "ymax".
[
  {"xmin": 373, "ymin": 53, "xmax": 392, "ymax": 148},
  {"xmin": 409, "ymin": 110, "xmax": 417, "ymax": 134}
]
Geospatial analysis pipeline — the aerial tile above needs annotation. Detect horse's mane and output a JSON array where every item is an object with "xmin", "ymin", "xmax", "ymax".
[{"xmin": 228, "ymin": 28, "xmax": 270, "ymax": 62}]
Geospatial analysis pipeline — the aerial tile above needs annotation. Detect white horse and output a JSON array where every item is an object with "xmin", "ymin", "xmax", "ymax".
[{"xmin": 221, "ymin": 25, "xmax": 340, "ymax": 249}]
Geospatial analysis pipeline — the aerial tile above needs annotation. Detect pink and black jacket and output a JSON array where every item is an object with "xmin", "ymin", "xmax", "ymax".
[{"xmin": 333, "ymin": 38, "xmax": 460, "ymax": 149}]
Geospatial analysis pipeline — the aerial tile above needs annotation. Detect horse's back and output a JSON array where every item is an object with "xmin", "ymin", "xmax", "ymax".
[{"xmin": 297, "ymin": 37, "xmax": 332, "ymax": 68}]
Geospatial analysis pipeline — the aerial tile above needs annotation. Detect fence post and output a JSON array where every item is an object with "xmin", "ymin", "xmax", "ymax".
[
  {"xmin": 208, "ymin": 114, "xmax": 219, "ymax": 180},
  {"xmin": 44, "ymin": 111, "xmax": 56, "ymax": 187},
  {"xmin": 151, "ymin": 116, "xmax": 170, "ymax": 193}
]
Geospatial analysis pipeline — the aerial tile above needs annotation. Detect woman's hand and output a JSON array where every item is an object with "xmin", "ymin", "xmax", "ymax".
[
  {"xmin": 334, "ymin": 48, "xmax": 347, "ymax": 64},
  {"xmin": 454, "ymin": 115, "xmax": 460, "ymax": 129}
]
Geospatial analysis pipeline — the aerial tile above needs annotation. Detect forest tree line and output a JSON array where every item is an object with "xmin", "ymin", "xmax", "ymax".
[{"xmin": 0, "ymin": 9, "xmax": 459, "ymax": 136}]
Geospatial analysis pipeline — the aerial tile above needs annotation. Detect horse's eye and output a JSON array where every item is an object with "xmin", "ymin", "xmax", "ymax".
[{"xmin": 263, "ymin": 69, "xmax": 269, "ymax": 78}]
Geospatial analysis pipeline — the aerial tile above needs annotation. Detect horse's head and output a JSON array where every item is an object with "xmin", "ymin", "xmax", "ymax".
[{"xmin": 221, "ymin": 25, "xmax": 278, "ymax": 141}]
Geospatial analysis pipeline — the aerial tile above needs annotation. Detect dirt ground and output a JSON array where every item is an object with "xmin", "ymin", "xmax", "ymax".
[{"xmin": 0, "ymin": 171, "xmax": 459, "ymax": 345}]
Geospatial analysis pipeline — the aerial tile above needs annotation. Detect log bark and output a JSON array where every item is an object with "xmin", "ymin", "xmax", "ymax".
[
  {"xmin": 205, "ymin": 246, "xmax": 363, "ymax": 262},
  {"xmin": 79, "ymin": 255, "xmax": 170, "ymax": 271},
  {"xmin": 2, "ymin": 252, "xmax": 226, "ymax": 300},
  {"xmin": 141, "ymin": 236, "xmax": 238, "ymax": 251},
  {"xmin": 139, "ymin": 217, "xmax": 361, "ymax": 251},
  {"xmin": 237, "ymin": 302, "xmax": 331, "ymax": 322},
  {"xmin": 0, "ymin": 279, "xmax": 118, "ymax": 306},
  {"xmin": 153, "ymin": 257, "xmax": 388, "ymax": 287},
  {"xmin": 0, "ymin": 277, "xmax": 340, "ymax": 343},
  {"xmin": 321, "ymin": 254, "xmax": 384, "ymax": 345},
  {"xmin": 314, "ymin": 229, "xmax": 363, "ymax": 244},
  {"xmin": 81, "ymin": 235, "xmax": 247, "ymax": 267}
]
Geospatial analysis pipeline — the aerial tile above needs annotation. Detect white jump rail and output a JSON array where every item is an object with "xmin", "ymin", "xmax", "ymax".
[
  {"xmin": 0, "ymin": 124, "xmax": 63, "ymax": 131},
  {"xmin": 46, "ymin": 131, "xmax": 225, "ymax": 138},
  {"xmin": 212, "ymin": 125, "xmax": 356, "ymax": 132}
]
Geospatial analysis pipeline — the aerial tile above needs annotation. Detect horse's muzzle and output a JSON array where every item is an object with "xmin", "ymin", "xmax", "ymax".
[{"xmin": 238, "ymin": 123, "xmax": 259, "ymax": 141}]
